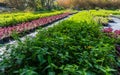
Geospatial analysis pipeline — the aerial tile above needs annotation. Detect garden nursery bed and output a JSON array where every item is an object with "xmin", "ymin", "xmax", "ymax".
[
  {"xmin": 0, "ymin": 12, "xmax": 76, "ymax": 44},
  {"xmin": 0, "ymin": 10, "xmax": 120, "ymax": 75}
]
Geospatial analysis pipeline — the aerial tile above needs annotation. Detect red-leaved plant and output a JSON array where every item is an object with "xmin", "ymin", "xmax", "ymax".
[{"xmin": 0, "ymin": 13, "xmax": 70, "ymax": 39}]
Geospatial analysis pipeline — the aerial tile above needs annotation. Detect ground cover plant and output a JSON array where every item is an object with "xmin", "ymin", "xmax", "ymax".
[
  {"xmin": 92, "ymin": 10, "xmax": 120, "ymax": 38},
  {"xmin": 0, "ymin": 13, "xmax": 71, "ymax": 40},
  {"xmin": 90, "ymin": 10, "xmax": 120, "ymax": 26},
  {"xmin": 89, "ymin": 10, "xmax": 120, "ymax": 17},
  {"xmin": 0, "ymin": 10, "xmax": 67, "ymax": 27},
  {"xmin": 0, "ymin": 10, "xmax": 119, "ymax": 75}
]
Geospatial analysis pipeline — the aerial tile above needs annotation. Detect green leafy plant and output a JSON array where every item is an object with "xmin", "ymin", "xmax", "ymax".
[
  {"xmin": 0, "ymin": 10, "xmax": 67, "ymax": 27},
  {"xmin": 0, "ymin": 10, "xmax": 119, "ymax": 75}
]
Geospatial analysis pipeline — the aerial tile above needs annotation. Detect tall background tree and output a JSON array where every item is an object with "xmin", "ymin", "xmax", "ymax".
[
  {"xmin": 2, "ymin": 0, "xmax": 56, "ymax": 10},
  {"xmin": 2, "ymin": 0, "xmax": 120, "ymax": 10},
  {"xmin": 57, "ymin": 0, "xmax": 120, "ymax": 9}
]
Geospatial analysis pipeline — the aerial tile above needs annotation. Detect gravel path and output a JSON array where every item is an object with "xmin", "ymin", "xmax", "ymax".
[
  {"xmin": 0, "ymin": 15, "xmax": 73, "ymax": 56},
  {"xmin": 104, "ymin": 17, "xmax": 120, "ymax": 31}
]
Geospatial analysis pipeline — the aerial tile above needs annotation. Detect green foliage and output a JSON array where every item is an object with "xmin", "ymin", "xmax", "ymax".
[
  {"xmin": 89, "ymin": 10, "xmax": 120, "ymax": 26},
  {"xmin": 94, "ymin": 17, "xmax": 109, "ymax": 26},
  {"xmin": 0, "ymin": 10, "xmax": 66, "ymax": 27},
  {"xmin": 89, "ymin": 10, "xmax": 120, "ymax": 17},
  {"xmin": 0, "ymin": 11, "xmax": 118, "ymax": 75}
]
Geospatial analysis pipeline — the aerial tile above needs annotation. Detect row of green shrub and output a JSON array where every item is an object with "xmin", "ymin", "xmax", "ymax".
[
  {"xmin": 89, "ymin": 10, "xmax": 120, "ymax": 26},
  {"xmin": 0, "ymin": 10, "xmax": 119, "ymax": 75},
  {"xmin": 0, "ymin": 10, "xmax": 67, "ymax": 27},
  {"xmin": 89, "ymin": 10, "xmax": 120, "ymax": 17}
]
